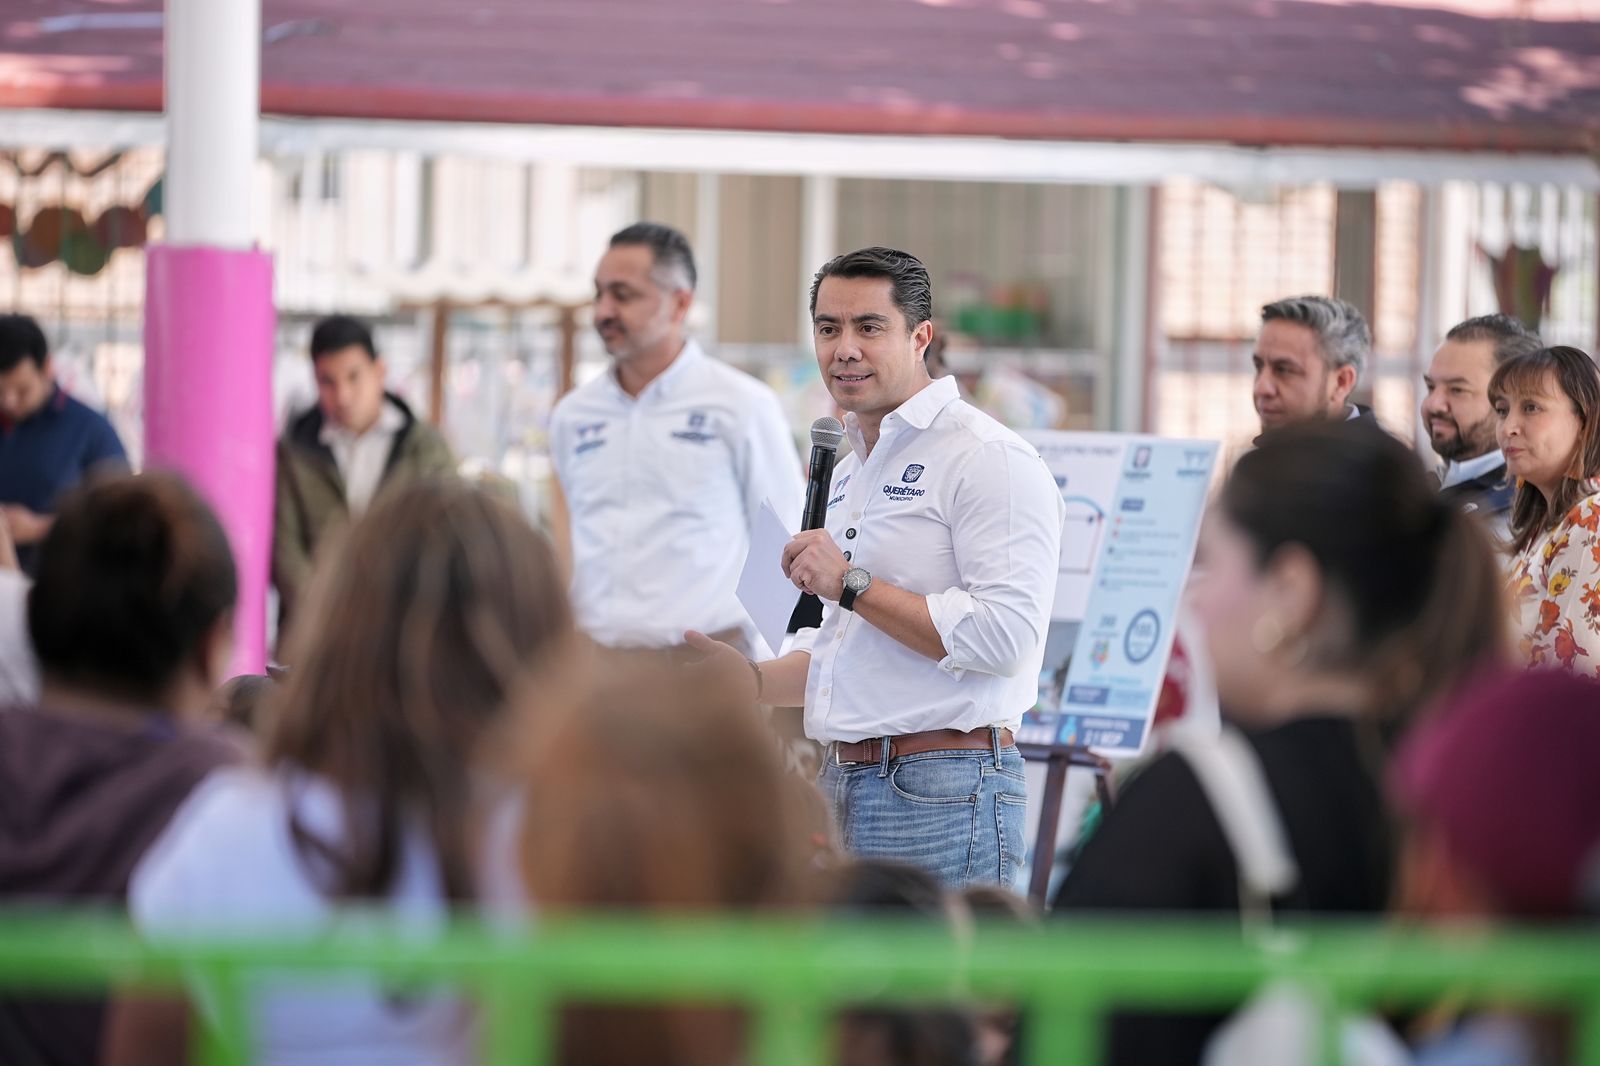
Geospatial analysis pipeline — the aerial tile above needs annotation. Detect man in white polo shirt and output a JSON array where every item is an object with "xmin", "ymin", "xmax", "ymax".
[
  {"xmin": 549, "ymin": 222, "xmax": 804, "ymax": 653},
  {"xmin": 690, "ymin": 247, "xmax": 1065, "ymax": 888}
]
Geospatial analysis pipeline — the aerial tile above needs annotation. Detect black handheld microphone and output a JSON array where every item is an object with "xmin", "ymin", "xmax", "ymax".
[{"xmin": 801, "ymin": 416, "xmax": 845, "ymax": 531}]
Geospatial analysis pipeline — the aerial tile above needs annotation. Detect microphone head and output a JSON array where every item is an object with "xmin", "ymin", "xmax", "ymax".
[{"xmin": 810, "ymin": 416, "xmax": 845, "ymax": 451}]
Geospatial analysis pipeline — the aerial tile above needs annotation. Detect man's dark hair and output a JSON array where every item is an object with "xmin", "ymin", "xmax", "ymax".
[
  {"xmin": 609, "ymin": 222, "xmax": 697, "ymax": 292},
  {"xmin": 1445, "ymin": 313, "xmax": 1542, "ymax": 366},
  {"xmin": 809, "ymin": 247, "xmax": 933, "ymax": 331},
  {"xmin": 309, "ymin": 314, "xmax": 378, "ymax": 362},
  {"xmin": 0, "ymin": 314, "xmax": 48, "ymax": 373}
]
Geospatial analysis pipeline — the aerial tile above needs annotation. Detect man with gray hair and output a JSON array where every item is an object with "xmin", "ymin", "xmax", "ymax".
[
  {"xmin": 547, "ymin": 222, "xmax": 804, "ymax": 653},
  {"xmin": 1251, "ymin": 295, "xmax": 1374, "ymax": 435}
]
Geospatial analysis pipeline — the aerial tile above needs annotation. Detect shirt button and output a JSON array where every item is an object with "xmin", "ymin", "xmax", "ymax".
[
  {"xmin": 821, "ymin": 687, "xmax": 831, "ymax": 698},
  {"xmin": 845, "ymin": 528, "xmax": 857, "ymax": 539},
  {"xmin": 843, "ymin": 550, "xmax": 852, "ymax": 561},
  {"xmin": 851, "ymin": 511, "xmax": 861, "ymax": 520}
]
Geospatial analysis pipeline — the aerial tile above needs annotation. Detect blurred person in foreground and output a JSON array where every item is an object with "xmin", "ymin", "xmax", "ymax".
[
  {"xmin": 831, "ymin": 859, "xmax": 979, "ymax": 1066},
  {"xmin": 1251, "ymin": 296, "xmax": 1374, "ymax": 436},
  {"xmin": 1421, "ymin": 314, "xmax": 1542, "ymax": 538},
  {"xmin": 519, "ymin": 658, "xmax": 826, "ymax": 1066},
  {"xmin": 0, "ymin": 472, "xmax": 242, "ymax": 1066},
  {"xmin": 273, "ymin": 314, "xmax": 455, "ymax": 633},
  {"xmin": 1053, "ymin": 420, "xmax": 1508, "ymax": 1065},
  {"xmin": 547, "ymin": 222, "xmax": 804, "ymax": 654},
  {"xmin": 1391, "ymin": 669, "xmax": 1600, "ymax": 1065},
  {"xmin": 0, "ymin": 313, "xmax": 127, "ymax": 574},
  {"xmin": 105, "ymin": 480, "xmax": 574, "ymax": 1066},
  {"xmin": 1495, "ymin": 346, "xmax": 1600, "ymax": 675}
]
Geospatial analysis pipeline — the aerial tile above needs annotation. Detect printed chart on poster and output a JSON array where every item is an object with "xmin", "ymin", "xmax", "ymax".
[{"xmin": 1019, "ymin": 432, "xmax": 1218, "ymax": 758}]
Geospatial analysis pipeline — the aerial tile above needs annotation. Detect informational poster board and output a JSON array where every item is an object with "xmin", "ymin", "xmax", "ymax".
[{"xmin": 1018, "ymin": 432, "xmax": 1219, "ymax": 758}]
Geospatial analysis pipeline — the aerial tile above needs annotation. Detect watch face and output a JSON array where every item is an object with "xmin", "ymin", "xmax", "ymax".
[{"xmin": 844, "ymin": 568, "xmax": 871, "ymax": 593}]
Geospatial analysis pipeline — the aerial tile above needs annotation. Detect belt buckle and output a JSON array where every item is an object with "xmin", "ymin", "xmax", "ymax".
[{"xmin": 833, "ymin": 741, "xmax": 870, "ymax": 767}]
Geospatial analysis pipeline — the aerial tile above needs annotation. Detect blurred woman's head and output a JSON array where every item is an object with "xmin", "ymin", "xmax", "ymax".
[
  {"xmin": 29, "ymin": 471, "xmax": 236, "ymax": 715},
  {"xmin": 1393, "ymin": 669, "xmax": 1600, "ymax": 921},
  {"xmin": 521, "ymin": 656, "xmax": 820, "ymax": 910},
  {"xmin": 270, "ymin": 479, "xmax": 573, "ymax": 900},
  {"xmin": 1489, "ymin": 345, "xmax": 1600, "ymax": 554},
  {"xmin": 1190, "ymin": 421, "xmax": 1506, "ymax": 725},
  {"xmin": 521, "ymin": 658, "xmax": 821, "ymax": 1066}
]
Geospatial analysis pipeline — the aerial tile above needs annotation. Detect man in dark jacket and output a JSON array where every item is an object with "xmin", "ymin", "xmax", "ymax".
[
  {"xmin": 273, "ymin": 315, "xmax": 455, "ymax": 627},
  {"xmin": 1421, "ymin": 313, "xmax": 1542, "ymax": 541}
]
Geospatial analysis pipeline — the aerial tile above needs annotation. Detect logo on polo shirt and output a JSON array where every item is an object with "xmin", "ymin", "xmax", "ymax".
[
  {"xmin": 827, "ymin": 474, "xmax": 851, "ymax": 510},
  {"xmin": 575, "ymin": 421, "xmax": 608, "ymax": 455},
  {"xmin": 882, "ymin": 464, "xmax": 926, "ymax": 499},
  {"xmin": 672, "ymin": 410, "xmax": 717, "ymax": 444}
]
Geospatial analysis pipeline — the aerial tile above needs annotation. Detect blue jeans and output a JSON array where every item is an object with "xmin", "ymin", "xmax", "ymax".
[{"xmin": 819, "ymin": 730, "xmax": 1028, "ymax": 890}]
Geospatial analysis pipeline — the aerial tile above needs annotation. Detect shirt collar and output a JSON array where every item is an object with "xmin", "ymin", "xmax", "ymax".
[
  {"xmin": 1442, "ymin": 449, "xmax": 1507, "ymax": 489},
  {"xmin": 319, "ymin": 396, "xmax": 404, "ymax": 447},
  {"xmin": 1, "ymin": 384, "xmax": 64, "ymax": 433},
  {"xmin": 842, "ymin": 376, "xmax": 960, "ymax": 453},
  {"xmin": 609, "ymin": 338, "xmax": 704, "ymax": 402}
]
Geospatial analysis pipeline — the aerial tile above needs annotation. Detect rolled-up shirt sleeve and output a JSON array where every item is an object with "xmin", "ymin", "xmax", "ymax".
[
  {"xmin": 790, "ymin": 625, "xmax": 821, "ymax": 656},
  {"xmin": 925, "ymin": 441, "xmax": 1065, "ymax": 679}
]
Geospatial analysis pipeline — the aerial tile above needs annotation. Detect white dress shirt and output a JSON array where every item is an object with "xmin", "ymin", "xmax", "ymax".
[
  {"xmin": 791, "ymin": 377, "xmax": 1066, "ymax": 743},
  {"xmin": 319, "ymin": 400, "xmax": 405, "ymax": 515},
  {"xmin": 549, "ymin": 340, "xmax": 805, "ymax": 649},
  {"xmin": 1441, "ymin": 449, "xmax": 1506, "ymax": 489}
]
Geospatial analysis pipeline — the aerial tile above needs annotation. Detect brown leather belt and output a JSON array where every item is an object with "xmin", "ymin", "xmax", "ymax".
[{"xmin": 831, "ymin": 727, "xmax": 1015, "ymax": 766}]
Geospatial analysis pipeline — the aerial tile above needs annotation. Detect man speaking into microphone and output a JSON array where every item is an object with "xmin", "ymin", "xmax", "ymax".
[{"xmin": 690, "ymin": 247, "xmax": 1064, "ymax": 889}]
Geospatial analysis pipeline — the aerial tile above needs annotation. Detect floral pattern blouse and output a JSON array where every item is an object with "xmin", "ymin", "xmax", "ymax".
[{"xmin": 1509, "ymin": 491, "xmax": 1600, "ymax": 676}]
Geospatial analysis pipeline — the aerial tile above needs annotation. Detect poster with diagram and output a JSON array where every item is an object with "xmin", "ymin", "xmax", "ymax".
[{"xmin": 1018, "ymin": 432, "xmax": 1218, "ymax": 757}]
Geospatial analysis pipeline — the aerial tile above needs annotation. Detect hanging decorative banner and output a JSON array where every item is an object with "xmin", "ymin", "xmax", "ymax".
[{"xmin": 4, "ymin": 176, "xmax": 162, "ymax": 276}]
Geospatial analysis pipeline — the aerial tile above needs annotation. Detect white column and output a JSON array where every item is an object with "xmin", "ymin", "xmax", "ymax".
[
  {"xmin": 694, "ymin": 173, "xmax": 722, "ymax": 345},
  {"xmin": 799, "ymin": 175, "xmax": 838, "ymax": 342},
  {"xmin": 165, "ymin": 0, "xmax": 259, "ymax": 247},
  {"xmin": 1413, "ymin": 184, "xmax": 1444, "ymax": 455},
  {"xmin": 1111, "ymin": 185, "xmax": 1153, "ymax": 433}
]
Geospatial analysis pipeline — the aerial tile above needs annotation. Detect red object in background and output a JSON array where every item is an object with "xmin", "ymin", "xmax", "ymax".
[
  {"xmin": 0, "ymin": 1, "xmax": 1595, "ymax": 153},
  {"xmin": 1153, "ymin": 633, "xmax": 1191, "ymax": 731}
]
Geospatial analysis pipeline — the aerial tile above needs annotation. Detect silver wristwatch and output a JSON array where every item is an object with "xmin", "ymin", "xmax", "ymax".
[{"xmin": 839, "ymin": 567, "xmax": 872, "ymax": 611}]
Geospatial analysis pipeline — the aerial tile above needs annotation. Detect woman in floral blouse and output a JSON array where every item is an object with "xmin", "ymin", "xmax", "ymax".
[{"xmin": 1496, "ymin": 345, "xmax": 1600, "ymax": 674}]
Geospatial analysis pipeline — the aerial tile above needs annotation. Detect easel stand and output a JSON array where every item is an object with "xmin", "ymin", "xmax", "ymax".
[{"xmin": 1019, "ymin": 743, "xmax": 1116, "ymax": 909}]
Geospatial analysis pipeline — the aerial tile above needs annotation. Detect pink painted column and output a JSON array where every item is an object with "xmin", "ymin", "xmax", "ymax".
[
  {"xmin": 144, "ymin": 246, "xmax": 275, "ymax": 675},
  {"xmin": 146, "ymin": 0, "xmax": 271, "ymax": 675}
]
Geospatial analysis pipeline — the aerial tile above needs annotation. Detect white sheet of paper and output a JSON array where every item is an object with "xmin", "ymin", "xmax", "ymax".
[{"xmin": 737, "ymin": 499, "xmax": 797, "ymax": 658}]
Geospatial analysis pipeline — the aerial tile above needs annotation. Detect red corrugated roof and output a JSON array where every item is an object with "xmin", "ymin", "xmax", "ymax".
[{"xmin": 2, "ymin": 0, "xmax": 1598, "ymax": 151}]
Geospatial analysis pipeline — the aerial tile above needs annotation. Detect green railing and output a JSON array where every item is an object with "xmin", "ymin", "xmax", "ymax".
[{"xmin": 4, "ymin": 912, "xmax": 1600, "ymax": 1065}]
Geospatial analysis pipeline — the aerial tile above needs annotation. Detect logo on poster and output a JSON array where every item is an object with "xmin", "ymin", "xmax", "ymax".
[{"xmin": 1124, "ymin": 609, "xmax": 1161, "ymax": 663}]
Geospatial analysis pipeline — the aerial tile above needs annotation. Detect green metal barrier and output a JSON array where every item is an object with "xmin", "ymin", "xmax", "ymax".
[{"xmin": 4, "ymin": 912, "xmax": 1600, "ymax": 1065}]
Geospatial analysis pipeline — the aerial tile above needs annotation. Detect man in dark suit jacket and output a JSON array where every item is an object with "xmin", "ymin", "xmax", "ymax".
[{"xmin": 1421, "ymin": 313, "xmax": 1543, "ymax": 539}]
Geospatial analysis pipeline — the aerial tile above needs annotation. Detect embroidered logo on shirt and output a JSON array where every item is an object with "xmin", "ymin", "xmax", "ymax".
[
  {"xmin": 672, "ymin": 410, "xmax": 717, "ymax": 444},
  {"xmin": 575, "ymin": 421, "xmax": 608, "ymax": 454},
  {"xmin": 902, "ymin": 464, "xmax": 925, "ymax": 483},
  {"xmin": 827, "ymin": 474, "xmax": 851, "ymax": 510}
]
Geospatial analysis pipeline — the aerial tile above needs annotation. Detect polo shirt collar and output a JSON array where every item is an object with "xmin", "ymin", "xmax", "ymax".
[
  {"xmin": 608, "ymin": 338, "xmax": 704, "ymax": 403},
  {"xmin": 844, "ymin": 376, "xmax": 959, "ymax": 454},
  {"xmin": 2, "ymin": 384, "xmax": 64, "ymax": 432}
]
